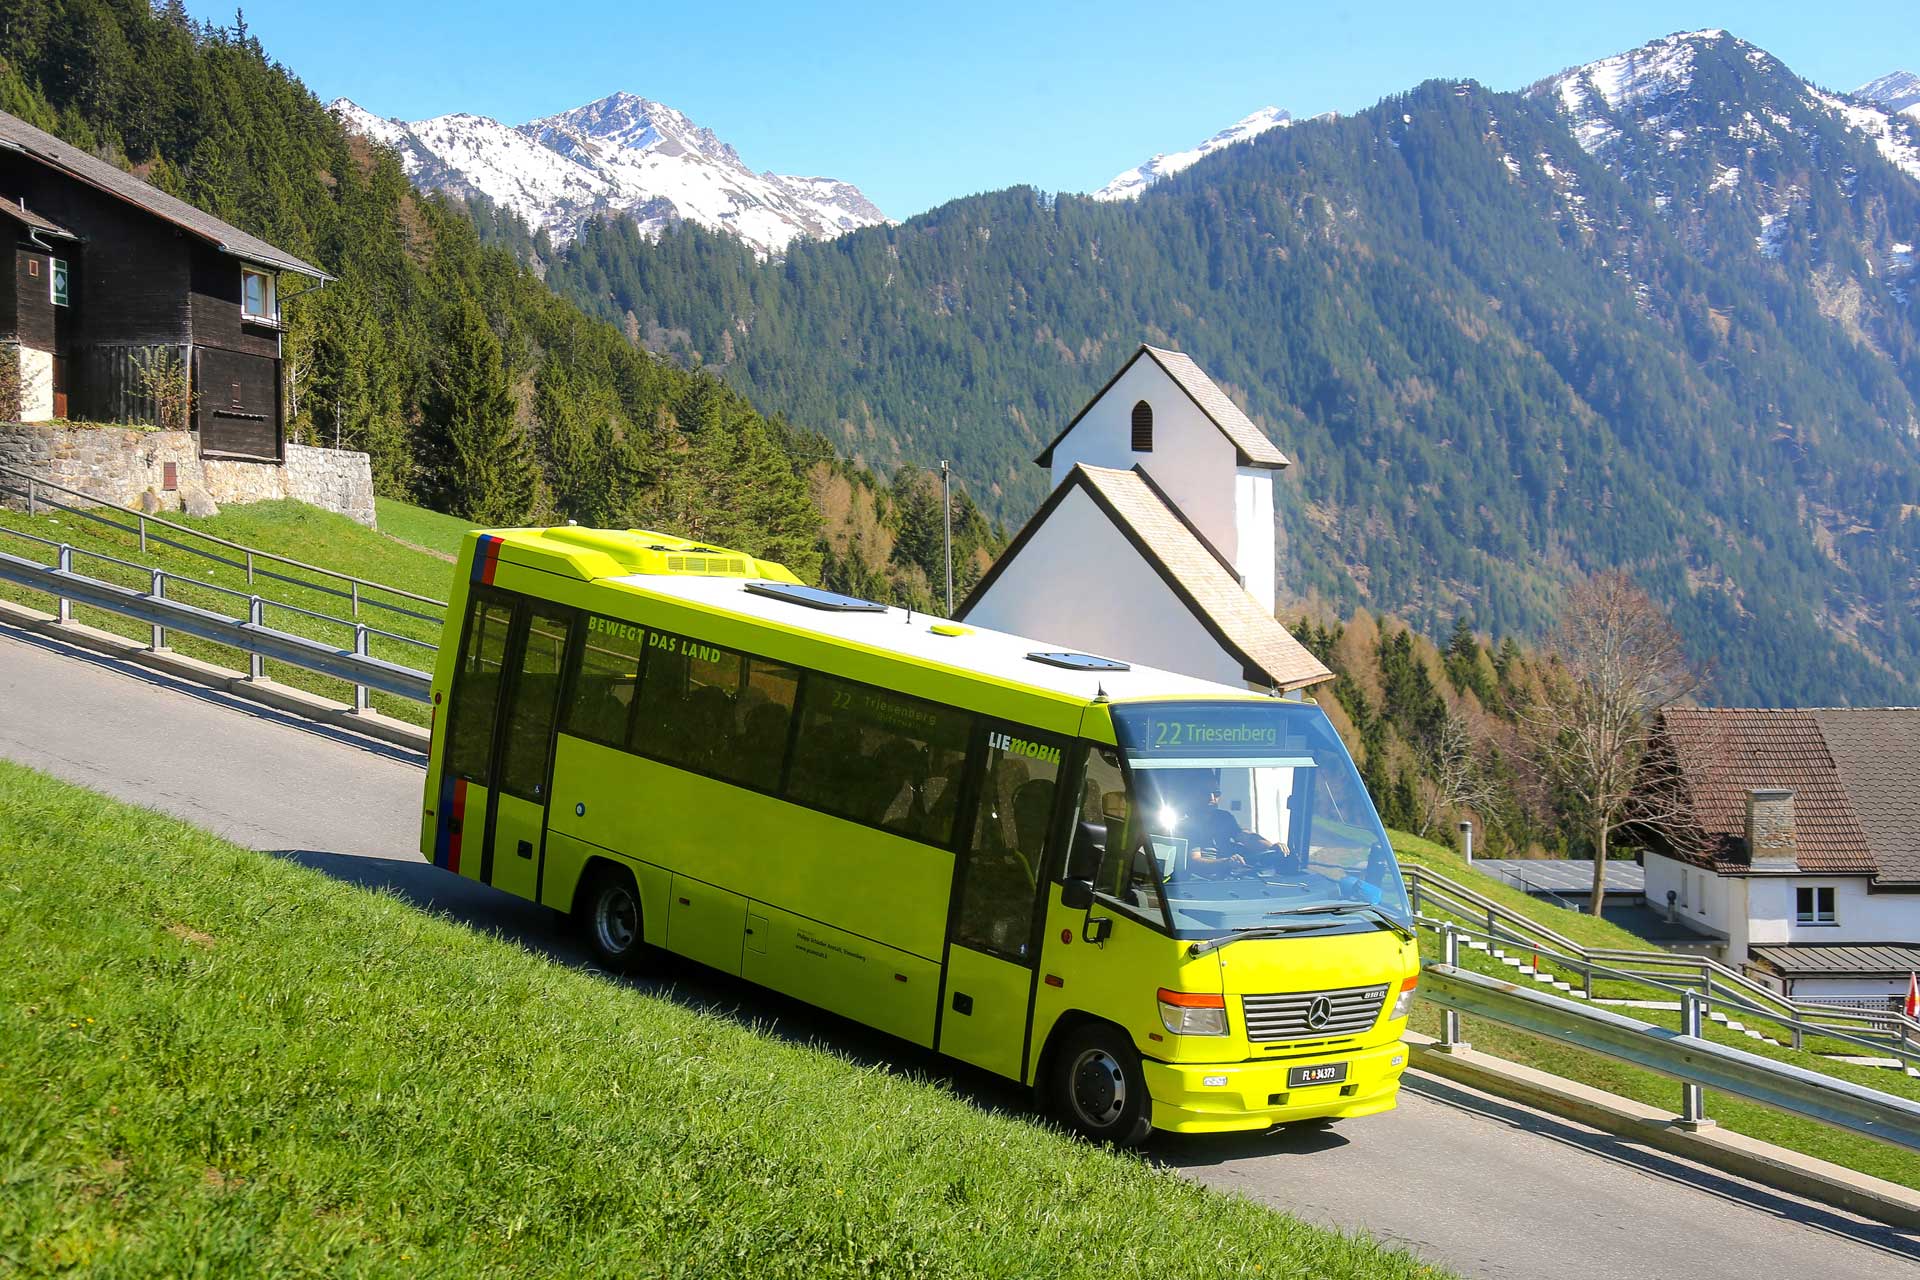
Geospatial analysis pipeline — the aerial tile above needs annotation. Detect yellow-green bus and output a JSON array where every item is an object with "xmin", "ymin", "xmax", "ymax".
[{"xmin": 421, "ymin": 526, "xmax": 1419, "ymax": 1142}]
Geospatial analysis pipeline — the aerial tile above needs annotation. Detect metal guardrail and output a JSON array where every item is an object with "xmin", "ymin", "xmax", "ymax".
[
  {"xmin": 0, "ymin": 547, "xmax": 431, "ymax": 703},
  {"xmin": 1406, "ymin": 863, "xmax": 1920, "ymax": 1051},
  {"xmin": 1421, "ymin": 916, "xmax": 1920, "ymax": 1071},
  {"xmin": 1421, "ymin": 961, "xmax": 1920, "ymax": 1153},
  {"xmin": 0, "ymin": 462, "xmax": 447, "ymax": 627}
]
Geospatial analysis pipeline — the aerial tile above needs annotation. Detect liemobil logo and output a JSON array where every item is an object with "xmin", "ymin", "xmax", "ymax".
[{"xmin": 989, "ymin": 730, "xmax": 1061, "ymax": 765}]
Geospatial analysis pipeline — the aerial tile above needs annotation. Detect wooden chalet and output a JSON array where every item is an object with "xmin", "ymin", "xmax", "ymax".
[{"xmin": 0, "ymin": 109, "xmax": 329, "ymax": 460}]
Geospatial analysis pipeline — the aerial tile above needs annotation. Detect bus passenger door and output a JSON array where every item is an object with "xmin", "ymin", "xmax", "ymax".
[
  {"xmin": 938, "ymin": 723, "xmax": 1064, "ymax": 1081},
  {"xmin": 436, "ymin": 590, "xmax": 515, "ymax": 884},
  {"xmin": 484, "ymin": 603, "xmax": 575, "ymax": 903}
]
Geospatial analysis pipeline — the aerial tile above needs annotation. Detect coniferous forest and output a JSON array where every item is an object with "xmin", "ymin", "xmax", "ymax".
[{"xmin": 0, "ymin": 0, "xmax": 1000, "ymax": 608}]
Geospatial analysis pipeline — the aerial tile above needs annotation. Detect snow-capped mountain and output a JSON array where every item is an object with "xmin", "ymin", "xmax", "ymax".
[
  {"xmin": 1090, "ymin": 107, "xmax": 1291, "ymax": 201},
  {"xmin": 329, "ymin": 92, "xmax": 886, "ymax": 257},
  {"xmin": 1532, "ymin": 31, "xmax": 1920, "ymax": 185},
  {"xmin": 1858, "ymin": 71, "xmax": 1920, "ymax": 119},
  {"xmin": 1527, "ymin": 30, "xmax": 1920, "ymax": 305}
]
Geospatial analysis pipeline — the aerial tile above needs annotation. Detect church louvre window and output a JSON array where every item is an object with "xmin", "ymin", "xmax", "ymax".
[{"xmin": 1130, "ymin": 400, "xmax": 1153, "ymax": 452}]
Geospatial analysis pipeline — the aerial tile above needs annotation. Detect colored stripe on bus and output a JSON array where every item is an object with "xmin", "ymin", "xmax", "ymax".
[
  {"xmin": 447, "ymin": 777, "xmax": 467, "ymax": 874},
  {"xmin": 471, "ymin": 534, "xmax": 503, "ymax": 587}
]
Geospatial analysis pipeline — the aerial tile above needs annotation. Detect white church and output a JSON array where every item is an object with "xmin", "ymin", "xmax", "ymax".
[{"xmin": 960, "ymin": 344, "xmax": 1330, "ymax": 694}]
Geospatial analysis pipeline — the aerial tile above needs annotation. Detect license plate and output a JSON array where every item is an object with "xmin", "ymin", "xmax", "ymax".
[{"xmin": 1288, "ymin": 1062, "xmax": 1348, "ymax": 1088}]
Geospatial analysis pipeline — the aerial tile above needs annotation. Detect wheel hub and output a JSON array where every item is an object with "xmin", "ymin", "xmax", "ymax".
[
  {"xmin": 596, "ymin": 887, "xmax": 637, "ymax": 953},
  {"xmin": 1070, "ymin": 1048, "xmax": 1126, "ymax": 1128}
]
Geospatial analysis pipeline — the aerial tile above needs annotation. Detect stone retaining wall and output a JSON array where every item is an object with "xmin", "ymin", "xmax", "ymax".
[{"xmin": 0, "ymin": 422, "xmax": 375, "ymax": 526}]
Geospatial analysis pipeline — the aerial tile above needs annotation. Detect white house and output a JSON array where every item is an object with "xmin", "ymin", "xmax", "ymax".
[
  {"xmin": 1637, "ymin": 707, "xmax": 1920, "ymax": 1004},
  {"xmin": 960, "ymin": 343, "xmax": 1329, "ymax": 694}
]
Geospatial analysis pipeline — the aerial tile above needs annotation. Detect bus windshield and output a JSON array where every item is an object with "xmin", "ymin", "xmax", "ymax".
[{"xmin": 1100, "ymin": 700, "xmax": 1410, "ymax": 938}]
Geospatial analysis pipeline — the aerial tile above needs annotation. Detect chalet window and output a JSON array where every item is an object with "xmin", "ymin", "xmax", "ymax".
[
  {"xmin": 1130, "ymin": 400, "xmax": 1153, "ymax": 452},
  {"xmin": 1795, "ymin": 885, "xmax": 1836, "ymax": 926},
  {"xmin": 50, "ymin": 259, "xmax": 68, "ymax": 307},
  {"xmin": 241, "ymin": 268, "xmax": 277, "ymax": 322}
]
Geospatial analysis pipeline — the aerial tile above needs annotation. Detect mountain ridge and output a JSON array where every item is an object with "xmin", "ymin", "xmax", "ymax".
[{"xmin": 328, "ymin": 91, "xmax": 886, "ymax": 257}]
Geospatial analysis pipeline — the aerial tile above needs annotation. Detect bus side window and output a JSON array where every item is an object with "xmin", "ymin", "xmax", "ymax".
[
  {"xmin": 497, "ymin": 605, "xmax": 575, "ymax": 801},
  {"xmin": 631, "ymin": 636, "xmax": 800, "ymax": 791},
  {"xmin": 1067, "ymin": 747, "xmax": 1126, "ymax": 884},
  {"xmin": 446, "ymin": 592, "xmax": 515, "ymax": 783},
  {"xmin": 787, "ymin": 675, "xmax": 971, "ymax": 845},
  {"xmin": 562, "ymin": 616, "xmax": 645, "ymax": 749}
]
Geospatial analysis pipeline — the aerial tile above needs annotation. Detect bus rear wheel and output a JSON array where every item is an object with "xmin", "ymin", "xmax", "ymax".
[
  {"xmin": 1048, "ymin": 1022, "xmax": 1152, "ymax": 1146},
  {"xmin": 579, "ymin": 864, "xmax": 648, "ymax": 974}
]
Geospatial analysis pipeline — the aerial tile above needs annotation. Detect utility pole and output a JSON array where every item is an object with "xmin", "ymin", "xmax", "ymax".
[{"xmin": 940, "ymin": 459, "xmax": 953, "ymax": 616}]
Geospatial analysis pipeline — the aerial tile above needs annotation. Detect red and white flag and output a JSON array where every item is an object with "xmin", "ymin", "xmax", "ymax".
[{"xmin": 1905, "ymin": 973, "xmax": 1919, "ymax": 1021}]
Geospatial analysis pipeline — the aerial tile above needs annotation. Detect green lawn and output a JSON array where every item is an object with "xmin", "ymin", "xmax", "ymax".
[
  {"xmin": 374, "ymin": 496, "xmax": 474, "ymax": 560},
  {"xmin": 0, "ymin": 760, "xmax": 1444, "ymax": 1278},
  {"xmin": 0, "ymin": 499, "xmax": 459, "ymax": 725}
]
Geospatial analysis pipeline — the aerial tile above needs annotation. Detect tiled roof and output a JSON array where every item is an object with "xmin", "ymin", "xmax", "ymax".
[
  {"xmin": 1035, "ymin": 344, "xmax": 1291, "ymax": 470},
  {"xmin": 1809, "ymin": 709, "xmax": 1920, "ymax": 886},
  {"xmin": 0, "ymin": 194, "xmax": 76, "ymax": 239},
  {"xmin": 1749, "ymin": 943, "xmax": 1920, "ymax": 977},
  {"xmin": 1654, "ymin": 708, "xmax": 1876, "ymax": 875},
  {"xmin": 1036, "ymin": 464, "xmax": 1329, "ymax": 690},
  {"xmin": 0, "ymin": 110, "xmax": 327, "ymax": 278}
]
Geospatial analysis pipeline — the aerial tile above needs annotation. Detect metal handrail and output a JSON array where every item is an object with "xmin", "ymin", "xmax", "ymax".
[
  {"xmin": 1421, "ymin": 960, "xmax": 1920, "ymax": 1152},
  {"xmin": 1407, "ymin": 861, "xmax": 1920, "ymax": 1052},
  {"xmin": 0, "ymin": 547, "xmax": 430, "ymax": 704},
  {"xmin": 1425, "ymin": 917, "xmax": 1920, "ymax": 1069},
  {"xmin": 0, "ymin": 462, "xmax": 448, "ymax": 620}
]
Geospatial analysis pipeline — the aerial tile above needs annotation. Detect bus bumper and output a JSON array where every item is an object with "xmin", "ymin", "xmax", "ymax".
[{"xmin": 1142, "ymin": 1038, "xmax": 1409, "ymax": 1134}]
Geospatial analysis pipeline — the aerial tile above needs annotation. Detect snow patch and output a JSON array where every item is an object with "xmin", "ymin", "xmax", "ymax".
[
  {"xmin": 1091, "ymin": 107, "xmax": 1292, "ymax": 201},
  {"xmin": 1711, "ymin": 165, "xmax": 1742, "ymax": 191}
]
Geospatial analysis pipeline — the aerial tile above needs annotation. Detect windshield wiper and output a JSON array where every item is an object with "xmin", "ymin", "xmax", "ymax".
[
  {"xmin": 1266, "ymin": 902, "xmax": 1416, "ymax": 942},
  {"xmin": 1187, "ymin": 922, "xmax": 1327, "ymax": 957}
]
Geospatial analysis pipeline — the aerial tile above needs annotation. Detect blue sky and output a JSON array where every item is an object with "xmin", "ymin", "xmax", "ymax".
[{"xmin": 203, "ymin": 1, "xmax": 1916, "ymax": 218}]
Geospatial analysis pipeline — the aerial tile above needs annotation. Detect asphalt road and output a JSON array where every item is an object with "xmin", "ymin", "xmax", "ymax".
[{"xmin": 4, "ymin": 622, "xmax": 1916, "ymax": 1279}]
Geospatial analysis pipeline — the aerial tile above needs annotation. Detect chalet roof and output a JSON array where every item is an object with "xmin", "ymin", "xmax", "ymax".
[
  {"xmin": 0, "ymin": 194, "xmax": 76, "ymax": 239},
  {"xmin": 1809, "ymin": 709, "xmax": 1920, "ymax": 885},
  {"xmin": 1652, "ymin": 707, "xmax": 1879, "ymax": 878},
  {"xmin": 960, "ymin": 463, "xmax": 1332, "ymax": 692},
  {"xmin": 0, "ymin": 110, "xmax": 328, "ymax": 279},
  {"xmin": 1034, "ymin": 344, "xmax": 1291, "ymax": 470},
  {"xmin": 1749, "ymin": 943, "xmax": 1920, "ymax": 978}
]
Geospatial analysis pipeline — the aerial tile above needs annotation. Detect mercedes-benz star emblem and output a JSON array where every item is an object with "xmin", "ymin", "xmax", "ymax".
[{"xmin": 1305, "ymin": 996, "xmax": 1335, "ymax": 1030}]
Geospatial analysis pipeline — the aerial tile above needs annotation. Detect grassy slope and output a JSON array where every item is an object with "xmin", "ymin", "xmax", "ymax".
[
  {"xmin": 1390, "ymin": 834, "xmax": 1920, "ymax": 1186},
  {"xmin": 0, "ymin": 760, "xmax": 1442, "ymax": 1278},
  {"xmin": 0, "ymin": 500, "xmax": 460, "ymax": 724},
  {"xmin": 373, "ymin": 497, "xmax": 473, "ymax": 560}
]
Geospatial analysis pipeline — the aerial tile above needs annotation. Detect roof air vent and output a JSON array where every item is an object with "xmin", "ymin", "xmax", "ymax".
[
  {"xmin": 745, "ymin": 582, "xmax": 887, "ymax": 613},
  {"xmin": 1027, "ymin": 651, "xmax": 1131, "ymax": 672}
]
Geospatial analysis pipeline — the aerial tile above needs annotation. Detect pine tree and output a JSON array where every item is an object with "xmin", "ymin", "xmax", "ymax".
[{"xmin": 424, "ymin": 297, "xmax": 534, "ymax": 524}]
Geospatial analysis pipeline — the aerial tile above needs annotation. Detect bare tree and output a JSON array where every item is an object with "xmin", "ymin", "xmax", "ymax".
[
  {"xmin": 1524, "ymin": 572, "xmax": 1702, "ymax": 914},
  {"xmin": 1417, "ymin": 712, "xmax": 1501, "ymax": 840}
]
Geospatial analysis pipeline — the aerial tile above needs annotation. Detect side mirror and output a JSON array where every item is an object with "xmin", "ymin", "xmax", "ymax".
[
  {"xmin": 1060, "ymin": 878, "xmax": 1095, "ymax": 911},
  {"xmin": 1083, "ymin": 915, "xmax": 1112, "ymax": 945}
]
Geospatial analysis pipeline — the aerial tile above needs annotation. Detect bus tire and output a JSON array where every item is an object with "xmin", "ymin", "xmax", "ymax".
[
  {"xmin": 1047, "ymin": 1021, "xmax": 1152, "ymax": 1146},
  {"xmin": 578, "ymin": 863, "xmax": 649, "ymax": 974}
]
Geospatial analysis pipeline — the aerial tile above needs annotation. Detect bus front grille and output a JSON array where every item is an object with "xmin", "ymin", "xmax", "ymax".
[{"xmin": 1241, "ymin": 984, "xmax": 1390, "ymax": 1043}]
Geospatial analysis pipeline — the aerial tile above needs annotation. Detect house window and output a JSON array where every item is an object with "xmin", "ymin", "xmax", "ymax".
[
  {"xmin": 1130, "ymin": 399, "xmax": 1153, "ymax": 452},
  {"xmin": 241, "ymin": 268, "xmax": 277, "ymax": 322},
  {"xmin": 50, "ymin": 258, "xmax": 69, "ymax": 307},
  {"xmin": 1795, "ymin": 885, "xmax": 1836, "ymax": 926}
]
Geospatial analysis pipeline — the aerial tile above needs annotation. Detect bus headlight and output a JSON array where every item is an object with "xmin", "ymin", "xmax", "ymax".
[
  {"xmin": 1388, "ymin": 975, "xmax": 1418, "ymax": 1021},
  {"xmin": 1157, "ymin": 988, "xmax": 1228, "ymax": 1036}
]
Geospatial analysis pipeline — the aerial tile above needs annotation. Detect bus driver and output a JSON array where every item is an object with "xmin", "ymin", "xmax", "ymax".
[{"xmin": 1190, "ymin": 785, "xmax": 1292, "ymax": 875}]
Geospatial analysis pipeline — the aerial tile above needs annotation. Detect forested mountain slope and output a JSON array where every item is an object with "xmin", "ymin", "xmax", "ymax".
[{"xmin": 545, "ymin": 34, "xmax": 1920, "ymax": 707}]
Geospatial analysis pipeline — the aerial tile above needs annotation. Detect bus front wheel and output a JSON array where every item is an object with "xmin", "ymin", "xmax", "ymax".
[
  {"xmin": 579, "ymin": 864, "xmax": 649, "ymax": 974},
  {"xmin": 1048, "ymin": 1022, "xmax": 1152, "ymax": 1146}
]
